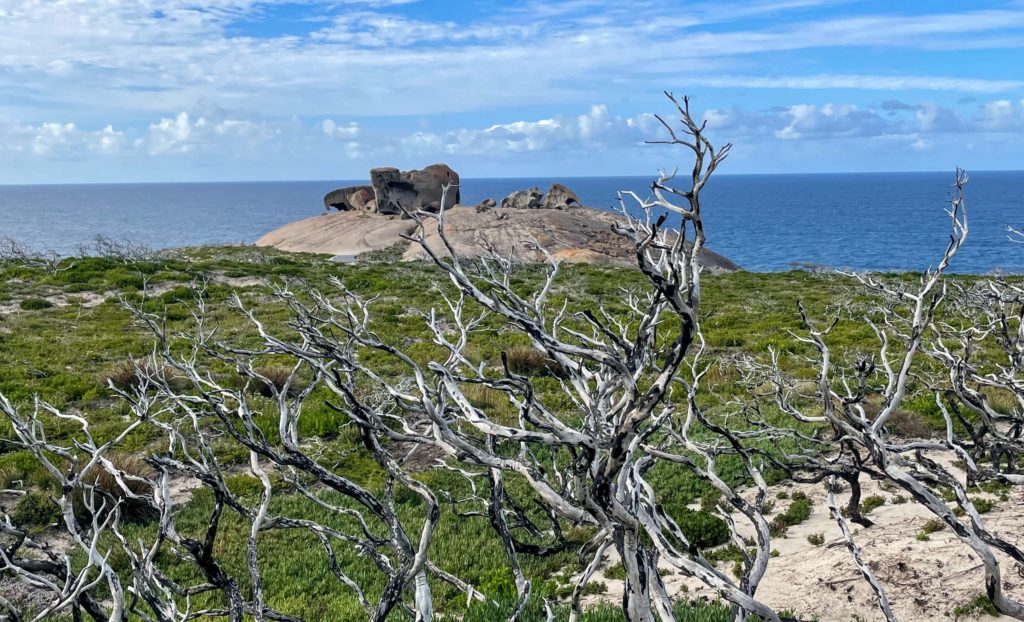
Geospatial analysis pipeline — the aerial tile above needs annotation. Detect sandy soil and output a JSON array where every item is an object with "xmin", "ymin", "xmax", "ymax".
[{"xmin": 577, "ymin": 467, "xmax": 1023, "ymax": 621}]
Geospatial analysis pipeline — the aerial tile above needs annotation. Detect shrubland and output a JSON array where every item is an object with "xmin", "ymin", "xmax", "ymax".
[{"xmin": 0, "ymin": 96, "xmax": 1021, "ymax": 622}]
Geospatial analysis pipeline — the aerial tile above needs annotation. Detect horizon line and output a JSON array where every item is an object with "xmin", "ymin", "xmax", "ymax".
[{"xmin": 2, "ymin": 168, "xmax": 1023, "ymax": 188}]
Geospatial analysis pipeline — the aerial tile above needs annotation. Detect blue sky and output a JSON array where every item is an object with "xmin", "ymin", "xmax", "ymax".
[{"xmin": 0, "ymin": 0, "xmax": 1022, "ymax": 183}]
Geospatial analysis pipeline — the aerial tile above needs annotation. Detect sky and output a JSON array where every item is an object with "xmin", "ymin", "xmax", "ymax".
[{"xmin": 0, "ymin": 0, "xmax": 1023, "ymax": 184}]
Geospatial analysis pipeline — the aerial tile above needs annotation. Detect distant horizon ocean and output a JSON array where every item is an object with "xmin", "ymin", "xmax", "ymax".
[{"xmin": 1, "ymin": 171, "xmax": 1022, "ymax": 273}]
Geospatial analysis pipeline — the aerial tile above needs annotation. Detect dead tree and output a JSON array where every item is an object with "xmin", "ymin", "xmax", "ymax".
[
  {"xmin": 8, "ymin": 94, "xmax": 1019, "ymax": 622},
  {"xmin": 145, "ymin": 93, "xmax": 797, "ymax": 622},
  {"xmin": 747, "ymin": 171, "xmax": 1024, "ymax": 620}
]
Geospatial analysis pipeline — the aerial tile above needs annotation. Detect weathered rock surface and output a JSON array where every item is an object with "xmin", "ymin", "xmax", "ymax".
[
  {"xmin": 543, "ymin": 183, "xmax": 581, "ymax": 209},
  {"xmin": 257, "ymin": 206, "xmax": 739, "ymax": 272},
  {"xmin": 256, "ymin": 210, "xmax": 417, "ymax": 257},
  {"xmin": 370, "ymin": 163, "xmax": 460, "ymax": 217},
  {"xmin": 501, "ymin": 187, "xmax": 544, "ymax": 209},
  {"xmin": 323, "ymin": 185, "xmax": 374, "ymax": 211},
  {"xmin": 474, "ymin": 198, "xmax": 497, "ymax": 213}
]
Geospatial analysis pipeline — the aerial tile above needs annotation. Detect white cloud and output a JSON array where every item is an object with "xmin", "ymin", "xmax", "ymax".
[
  {"xmin": 3, "ymin": 96, "xmax": 1024, "ymax": 175},
  {"xmin": 978, "ymin": 99, "xmax": 1024, "ymax": 131},
  {"xmin": 388, "ymin": 105, "xmax": 662, "ymax": 156},
  {"xmin": 0, "ymin": 119, "xmax": 126, "ymax": 157},
  {"xmin": 145, "ymin": 111, "xmax": 276, "ymax": 155},
  {"xmin": 0, "ymin": 0, "xmax": 1021, "ymax": 128},
  {"xmin": 688, "ymin": 74, "xmax": 1024, "ymax": 94},
  {"xmin": 702, "ymin": 98, "xmax": 1024, "ymax": 146},
  {"xmin": 321, "ymin": 119, "xmax": 360, "ymax": 139}
]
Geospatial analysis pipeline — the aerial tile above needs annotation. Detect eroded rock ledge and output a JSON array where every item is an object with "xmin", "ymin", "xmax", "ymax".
[
  {"xmin": 257, "ymin": 205, "xmax": 739, "ymax": 271},
  {"xmin": 266, "ymin": 163, "xmax": 739, "ymax": 270}
]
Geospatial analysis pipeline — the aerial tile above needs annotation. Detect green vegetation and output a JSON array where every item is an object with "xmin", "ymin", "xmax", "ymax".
[
  {"xmin": 770, "ymin": 491, "xmax": 814, "ymax": 537},
  {"xmin": 858, "ymin": 495, "xmax": 886, "ymax": 515},
  {"xmin": 950, "ymin": 593, "xmax": 999, "ymax": 620},
  {"xmin": 916, "ymin": 518, "xmax": 946, "ymax": 541},
  {"xmin": 0, "ymin": 246, "xmax": 1001, "ymax": 620}
]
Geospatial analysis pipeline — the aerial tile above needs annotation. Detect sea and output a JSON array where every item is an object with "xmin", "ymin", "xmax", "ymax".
[{"xmin": 1, "ymin": 171, "xmax": 1022, "ymax": 273}]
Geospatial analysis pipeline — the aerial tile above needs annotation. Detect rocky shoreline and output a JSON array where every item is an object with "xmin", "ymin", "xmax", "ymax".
[{"xmin": 257, "ymin": 163, "xmax": 740, "ymax": 271}]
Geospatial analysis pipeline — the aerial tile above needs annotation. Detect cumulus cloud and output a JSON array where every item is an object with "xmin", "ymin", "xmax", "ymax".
[
  {"xmin": 1, "ymin": 0, "xmax": 1022, "ymax": 128},
  {"xmin": 321, "ymin": 120, "xmax": 360, "ymax": 139},
  {"xmin": 145, "ymin": 111, "xmax": 277, "ymax": 155},
  {"xmin": 700, "ymin": 98, "xmax": 1024, "ymax": 154},
  {"xmin": 387, "ymin": 105, "xmax": 662, "ymax": 156},
  {"xmin": 4, "ymin": 97, "xmax": 1024, "ymax": 174},
  {"xmin": 0, "ymin": 120, "xmax": 125, "ymax": 158}
]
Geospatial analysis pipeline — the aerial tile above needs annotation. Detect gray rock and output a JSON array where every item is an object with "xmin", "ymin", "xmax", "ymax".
[
  {"xmin": 323, "ymin": 185, "xmax": 374, "ymax": 211},
  {"xmin": 370, "ymin": 163, "xmax": 460, "ymax": 218},
  {"xmin": 474, "ymin": 198, "xmax": 497, "ymax": 213},
  {"xmin": 543, "ymin": 183, "xmax": 581, "ymax": 209},
  {"xmin": 501, "ymin": 187, "xmax": 544, "ymax": 209}
]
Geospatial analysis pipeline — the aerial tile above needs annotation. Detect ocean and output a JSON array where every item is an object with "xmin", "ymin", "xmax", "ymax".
[{"xmin": 1, "ymin": 171, "xmax": 1022, "ymax": 273}]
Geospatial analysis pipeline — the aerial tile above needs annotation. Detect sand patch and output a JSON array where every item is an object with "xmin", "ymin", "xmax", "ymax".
[{"xmin": 576, "ymin": 465, "xmax": 1022, "ymax": 621}]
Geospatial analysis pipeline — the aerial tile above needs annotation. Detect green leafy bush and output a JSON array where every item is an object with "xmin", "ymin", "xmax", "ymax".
[
  {"xmin": 10, "ymin": 491, "xmax": 61, "ymax": 529},
  {"xmin": 19, "ymin": 297, "xmax": 53, "ymax": 310},
  {"xmin": 770, "ymin": 494, "xmax": 813, "ymax": 537},
  {"xmin": 951, "ymin": 593, "xmax": 998, "ymax": 620},
  {"xmin": 860, "ymin": 495, "xmax": 886, "ymax": 515},
  {"xmin": 678, "ymin": 509, "xmax": 730, "ymax": 548}
]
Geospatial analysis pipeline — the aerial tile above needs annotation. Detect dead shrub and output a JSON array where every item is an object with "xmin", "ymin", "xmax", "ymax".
[{"xmin": 229, "ymin": 364, "xmax": 305, "ymax": 398}]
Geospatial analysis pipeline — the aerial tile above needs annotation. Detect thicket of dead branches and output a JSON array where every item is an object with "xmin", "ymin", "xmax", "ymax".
[{"xmin": 1, "ymin": 94, "xmax": 1022, "ymax": 622}]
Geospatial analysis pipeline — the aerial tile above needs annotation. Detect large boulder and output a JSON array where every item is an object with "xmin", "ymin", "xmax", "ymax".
[
  {"xmin": 323, "ymin": 185, "xmax": 374, "ymax": 211},
  {"xmin": 501, "ymin": 187, "xmax": 543, "ymax": 209},
  {"xmin": 370, "ymin": 163, "xmax": 460, "ymax": 218},
  {"xmin": 543, "ymin": 183, "xmax": 581, "ymax": 209}
]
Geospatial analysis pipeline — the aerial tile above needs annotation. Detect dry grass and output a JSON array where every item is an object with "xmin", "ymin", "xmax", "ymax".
[
  {"xmin": 75, "ymin": 452, "xmax": 155, "ymax": 521},
  {"xmin": 503, "ymin": 345, "xmax": 562, "ymax": 377},
  {"xmin": 461, "ymin": 384, "xmax": 518, "ymax": 425},
  {"xmin": 886, "ymin": 410, "xmax": 937, "ymax": 439},
  {"xmin": 104, "ymin": 359, "xmax": 187, "ymax": 392}
]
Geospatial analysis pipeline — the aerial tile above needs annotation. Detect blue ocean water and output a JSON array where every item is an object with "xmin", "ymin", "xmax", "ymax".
[{"xmin": 0, "ymin": 172, "xmax": 1022, "ymax": 273}]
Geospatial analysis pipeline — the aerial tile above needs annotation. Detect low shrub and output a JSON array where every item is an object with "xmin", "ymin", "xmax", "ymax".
[
  {"xmin": 10, "ymin": 491, "xmax": 61, "ymax": 530},
  {"xmin": 770, "ymin": 494, "xmax": 813, "ymax": 537},
  {"xmin": 885, "ymin": 409, "xmax": 937, "ymax": 438},
  {"xmin": 75, "ymin": 453, "xmax": 155, "ymax": 521},
  {"xmin": 860, "ymin": 494, "xmax": 886, "ymax": 515},
  {"xmin": 105, "ymin": 359, "xmax": 186, "ymax": 392},
  {"xmin": 951, "ymin": 593, "xmax": 998, "ymax": 620},
  {"xmin": 19, "ymin": 297, "xmax": 53, "ymax": 310},
  {"xmin": 971, "ymin": 497, "xmax": 995, "ymax": 514},
  {"xmin": 503, "ymin": 345, "xmax": 562, "ymax": 377},
  {"xmin": 806, "ymin": 532, "xmax": 825, "ymax": 546},
  {"xmin": 916, "ymin": 518, "xmax": 945, "ymax": 541},
  {"xmin": 603, "ymin": 561, "xmax": 626, "ymax": 581},
  {"xmin": 252, "ymin": 364, "xmax": 302, "ymax": 397},
  {"xmin": 678, "ymin": 509, "xmax": 730, "ymax": 549}
]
